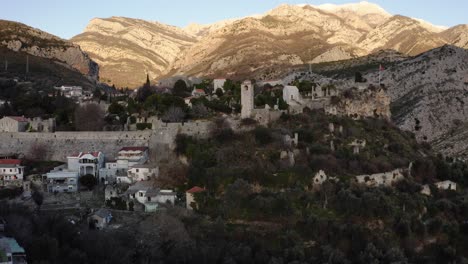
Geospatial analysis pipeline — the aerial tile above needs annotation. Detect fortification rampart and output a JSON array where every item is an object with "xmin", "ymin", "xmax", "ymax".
[{"xmin": 0, "ymin": 131, "xmax": 154, "ymax": 162}]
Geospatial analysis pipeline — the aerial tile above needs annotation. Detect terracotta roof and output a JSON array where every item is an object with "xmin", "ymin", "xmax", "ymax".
[
  {"xmin": 6, "ymin": 116, "xmax": 28, "ymax": 122},
  {"xmin": 186, "ymin": 186, "xmax": 205, "ymax": 193},
  {"xmin": 119, "ymin": 147, "xmax": 148, "ymax": 152},
  {"xmin": 69, "ymin": 152, "xmax": 101, "ymax": 158},
  {"xmin": 194, "ymin": 89, "xmax": 205, "ymax": 93},
  {"xmin": 0, "ymin": 159, "xmax": 21, "ymax": 165}
]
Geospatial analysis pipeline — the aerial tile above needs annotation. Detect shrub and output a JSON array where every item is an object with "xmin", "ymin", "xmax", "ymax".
[
  {"xmin": 254, "ymin": 126, "xmax": 273, "ymax": 145},
  {"xmin": 136, "ymin": 123, "xmax": 152, "ymax": 130},
  {"xmin": 79, "ymin": 174, "xmax": 97, "ymax": 190}
]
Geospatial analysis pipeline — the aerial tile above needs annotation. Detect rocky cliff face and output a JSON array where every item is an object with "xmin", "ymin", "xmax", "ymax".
[
  {"xmin": 362, "ymin": 45, "xmax": 468, "ymax": 157},
  {"xmin": 440, "ymin": 25, "xmax": 468, "ymax": 49},
  {"xmin": 328, "ymin": 87, "xmax": 391, "ymax": 120},
  {"xmin": 357, "ymin": 15, "xmax": 447, "ymax": 55},
  {"xmin": 0, "ymin": 20, "xmax": 98, "ymax": 80},
  {"xmin": 68, "ymin": 2, "xmax": 467, "ymax": 87},
  {"xmin": 163, "ymin": 3, "xmax": 460, "ymax": 81},
  {"xmin": 71, "ymin": 17, "xmax": 198, "ymax": 88}
]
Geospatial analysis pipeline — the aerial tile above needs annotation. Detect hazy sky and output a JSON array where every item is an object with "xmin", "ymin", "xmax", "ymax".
[{"xmin": 2, "ymin": 0, "xmax": 467, "ymax": 39}]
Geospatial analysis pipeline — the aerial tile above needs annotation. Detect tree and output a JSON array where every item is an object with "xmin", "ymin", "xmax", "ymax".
[
  {"xmin": 108, "ymin": 102, "xmax": 126, "ymax": 116},
  {"xmin": 74, "ymin": 103, "xmax": 105, "ymax": 131},
  {"xmin": 28, "ymin": 142, "xmax": 49, "ymax": 161},
  {"xmin": 32, "ymin": 191, "xmax": 43, "ymax": 209},
  {"xmin": 173, "ymin": 80, "xmax": 190, "ymax": 97},
  {"xmin": 215, "ymin": 88, "xmax": 224, "ymax": 98},
  {"xmin": 162, "ymin": 106, "xmax": 185, "ymax": 123},
  {"xmin": 137, "ymin": 74, "xmax": 153, "ymax": 102},
  {"xmin": 254, "ymin": 126, "xmax": 273, "ymax": 145},
  {"xmin": 79, "ymin": 174, "xmax": 97, "ymax": 190},
  {"xmin": 191, "ymin": 103, "xmax": 210, "ymax": 119},
  {"xmin": 156, "ymin": 160, "xmax": 188, "ymax": 188}
]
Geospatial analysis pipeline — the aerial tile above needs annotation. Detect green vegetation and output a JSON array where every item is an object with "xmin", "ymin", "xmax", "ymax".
[{"xmin": 173, "ymin": 110, "xmax": 468, "ymax": 262}]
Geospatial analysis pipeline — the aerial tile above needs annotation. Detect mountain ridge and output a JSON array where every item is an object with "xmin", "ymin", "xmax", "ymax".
[{"xmin": 63, "ymin": 2, "xmax": 468, "ymax": 87}]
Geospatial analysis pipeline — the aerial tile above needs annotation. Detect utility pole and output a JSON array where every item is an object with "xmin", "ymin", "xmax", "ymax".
[{"xmin": 26, "ymin": 55, "xmax": 29, "ymax": 74}]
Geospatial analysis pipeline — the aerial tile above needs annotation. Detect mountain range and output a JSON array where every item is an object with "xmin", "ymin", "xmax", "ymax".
[{"xmin": 65, "ymin": 1, "xmax": 468, "ymax": 88}]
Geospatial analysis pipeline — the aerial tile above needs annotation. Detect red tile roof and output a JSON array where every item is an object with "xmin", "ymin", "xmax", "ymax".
[
  {"xmin": 194, "ymin": 89, "xmax": 205, "ymax": 93},
  {"xmin": 0, "ymin": 159, "xmax": 21, "ymax": 165},
  {"xmin": 186, "ymin": 186, "xmax": 205, "ymax": 193},
  {"xmin": 7, "ymin": 116, "xmax": 28, "ymax": 122},
  {"xmin": 69, "ymin": 152, "xmax": 101, "ymax": 158},
  {"xmin": 119, "ymin": 147, "xmax": 148, "ymax": 152}
]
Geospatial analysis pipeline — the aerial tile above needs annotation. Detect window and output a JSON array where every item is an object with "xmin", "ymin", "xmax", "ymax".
[
  {"xmin": 147, "ymin": 197, "xmax": 151, "ymax": 202},
  {"xmin": 139, "ymin": 192, "xmax": 143, "ymax": 197},
  {"xmin": 136, "ymin": 169, "xmax": 139, "ymax": 173}
]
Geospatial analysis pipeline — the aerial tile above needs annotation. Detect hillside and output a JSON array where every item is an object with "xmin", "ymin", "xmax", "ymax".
[
  {"xmin": 355, "ymin": 45, "xmax": 468, "ymax": 158},
  {"xmin": 440, "ymin": 24, "xmax": 468, "ymax": 49},
  {"xmin": 0, "ymin": 20, "xmax": 98, "ymax": 79},
  {"xmin": 357, "ymin": 15, "xmax": 447, "ymax": 55},
  {"xmin": 0, "ymin": 47, "xmax": 96, "ymax": 90},
  {"xmin": 68, "ymin": 2, "xmax": 468, "ymax": 87},
  {"xmin": 71, "ymin": 17, "xmax": 198, "ymax": 88}
]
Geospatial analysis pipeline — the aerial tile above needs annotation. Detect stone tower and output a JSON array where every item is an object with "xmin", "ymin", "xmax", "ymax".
[{"xmin": 241, "ymin": 80, "xmax": 254, "ymax": 119}]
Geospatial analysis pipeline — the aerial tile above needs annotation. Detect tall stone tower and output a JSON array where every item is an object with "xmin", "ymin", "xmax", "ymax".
[{"xmin": 241, "ymin": 80, "xmax": 254, "ymax": 119}]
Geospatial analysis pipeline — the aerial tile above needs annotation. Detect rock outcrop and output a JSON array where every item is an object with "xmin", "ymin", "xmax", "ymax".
[
  {"xmin": 326, "ymin": 86, "xmax": 391, "ymax": 120},
  {"xmin": 440, "ymin": 25, "xmax": 468, "ymax": 49},
  {"xmin": 71, "ymin": 17, "xmax": 198, "ymax": 88},
  {"xmin": 0, "ymin": 20, "xmax": 98, "ymax": 80},
  {"xmin": 69, "ymin": 2, "xmax": 467, "ymax": 86},
  {"xmin": 363, "ymin": 45, "xmax": 468, "ymax": 157}
]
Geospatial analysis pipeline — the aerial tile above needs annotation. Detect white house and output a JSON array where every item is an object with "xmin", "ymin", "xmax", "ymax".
[
  {"xmin": 44, "ymin": 165, "xmax": 79, "ymax": 193},
  {"xmin": 355, "ymin": 169, "xmax": 404, "ymax": 187},
  {"xmin": 421, "ymin": 180, "xmax": 457, "ymax": 196},
  {"xmin": 0, "ymin": 159, "xmax": 25, "ymax": 187},
  {"xmin": 435, "ymin": 180, "xmax": 457, "ymax": 191},
  {"xmin": 126, "ymin": 181, "xmax": 176, "ymax": 212},
  {"xmin": 0, "ymin": 237, "xmax": 27, "ymax": 264},
  {"xmin": 104, "ymin": 185, "xmax": 120, "ymax": 201},
  {"xmin": 127, "ymin": 165, "xmax": 159, "ymax": 182},
  {"xmin": 29, "ymin": 117, "xmax": 56, "ymax": 132},
  {"xmin": 55, "ymin": 85, "xmax": 83, "ymax": 98},
  {"xmin": 186, "ymin": 186, "xmax": 205, "ymax": 210},
  {"xmin": 192, "ymin": 88, "xmax": 206, "ymax": 98},
  {"xmin": 349, "ymin": 139, "xmax": 366, "ymax": 154},
  {"xmin": 117, "ymin": 147, "xmax": 149, "ymax": 167},
  {"xmin": 283, "ymin": 86, "xmax": 301, "ymax": 106},
  {"xmin": 213, "ymin": 78, "xmax": 226, "ymax": 92},
  {"xmin": 0, "ymin": 116, "xmax": 29, "ymax": 132},
  {"xmin": 312, "ymin": 170, "xmax": 331, "ymax": 185},
  {"xmin": 67, "ymin": 152, "xmax": 105, "ymax": 177},
  {"xmin": 89, "ymin": 209, "xmax": 112, "ymax": 230}
]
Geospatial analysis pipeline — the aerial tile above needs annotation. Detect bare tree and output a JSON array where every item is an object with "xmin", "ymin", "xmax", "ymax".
[
  {"xmin": 191, "ymin": 103, "xmax": 210, "ymax": 119},
  {"xmin": 156, "ymin": 159, "xmax": 188, "ymax": 188},
  {"xmin": 28, "ymin": 142, "xmax": 49, "ymax": 161},
  {"xmin": 162, "ymin": 106, "xmax": 185, "ymax": 123},
  {"xmin": 74, "ymin": 103, "xmax": 105, "ymax": 131}
]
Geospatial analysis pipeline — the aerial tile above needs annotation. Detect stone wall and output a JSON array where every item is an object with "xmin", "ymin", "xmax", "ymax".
[{"xmin": 0, "ymin": 131, "xmax": 153, "ymax": 162}]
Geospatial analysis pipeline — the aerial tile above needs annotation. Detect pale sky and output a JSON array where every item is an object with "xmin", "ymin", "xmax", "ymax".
[{"xmin": 1, "ymin": 0, "xmax": 466, "ymax": 39}]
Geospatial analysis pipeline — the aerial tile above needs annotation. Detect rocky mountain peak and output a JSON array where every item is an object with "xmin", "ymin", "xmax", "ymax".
[{"xmin": 0, "ymin": 20, "xmax": 98, "ymax": 79}]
